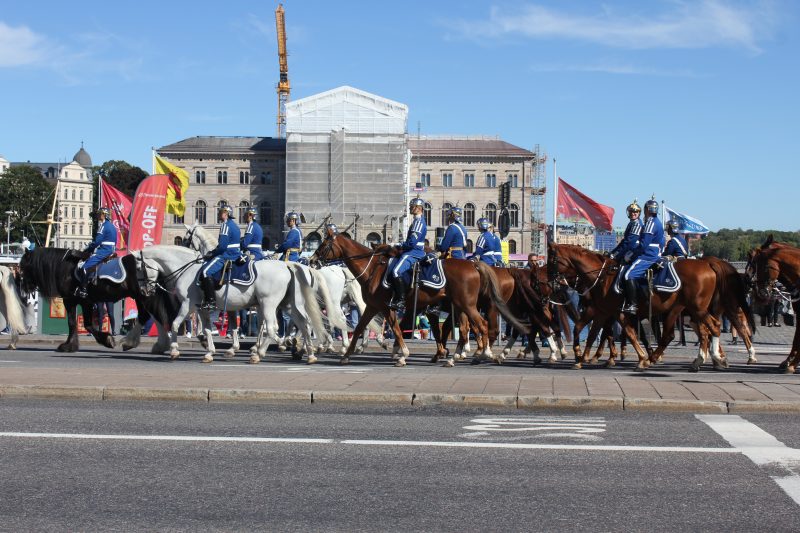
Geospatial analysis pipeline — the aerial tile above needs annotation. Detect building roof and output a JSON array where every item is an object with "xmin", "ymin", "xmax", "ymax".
[
  {"xmin": 157, "ymin": 136, "xmax": 286, "ymax": 154},
  {"xmin": 73, "ymin": 146, "xmax": 92, "ymax": 167},
  {"xmin": 408, "ymin": 137, "xmax": 534, "ymax": 158}
]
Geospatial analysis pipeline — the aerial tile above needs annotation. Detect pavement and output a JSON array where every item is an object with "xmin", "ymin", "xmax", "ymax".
[{"xmin": 1, "ymin": 323, "xmax": 799, "ymax": 412}]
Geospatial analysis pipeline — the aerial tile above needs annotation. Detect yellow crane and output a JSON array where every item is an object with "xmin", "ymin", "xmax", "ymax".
[{"xmin": 275, "ymin": 3, "xmax": 290, "ymax": 138}]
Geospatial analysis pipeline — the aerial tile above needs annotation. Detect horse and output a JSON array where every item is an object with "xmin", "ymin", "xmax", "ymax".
[
  {"xmin": 749, "ymin": 235, "xmax": 800, "ymax": 373},
  {"xmin": 313, "ymin": 233, "xmax": 529, "ymax": 366},
  {"xmin": 547, "ymin": 242, "xmax": 724, "ymax": 371},
  {"xmin": 0, "ymin": 265, "xmax": 28, "ymax": 349},
  {"xmin": 17, "ymin": 247, "xmax": 172, "ymax": 353}
]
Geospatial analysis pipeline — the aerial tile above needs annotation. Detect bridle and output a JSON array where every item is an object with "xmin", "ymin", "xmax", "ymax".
[
  {"xmin": 315, "ymin": 235, "xmax": 391, "ymax": 282},
  {"xmin": 548, "ymin": 248, "xmax": 608, "ymax": 298}
]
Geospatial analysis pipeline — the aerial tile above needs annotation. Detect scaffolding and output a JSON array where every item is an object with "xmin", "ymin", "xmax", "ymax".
[{"xmin": 530, "ymin": 144, "xmax": 547, "ymax": 256}]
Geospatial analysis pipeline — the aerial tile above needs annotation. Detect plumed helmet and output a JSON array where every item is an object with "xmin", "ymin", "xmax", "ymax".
[
  {"xmin": 245, "ymin": 206, "xmax": 258, "ymax": 217},
  {"xmin": 626, "ymin": 200, "xmax": 641, "ymax": 217},
  {"xmin": 644, "ymin": 197, "xmax": 659, "ymax": 216},
  {"xmin": 409, "ymin": 197, "xmax": 425, "ymax": 209},
  {"xmin": 96, "ymin": 206, "xmax": 111, "ymax": 217},
  {"xmin": 218, "ymin": 204, "xmax": 233, "ymax": 215},
  {"xmin": 285, "ymin": 211, "xmax": 299, "ymax": 223},
  {"xmin": 477, "ymin": 218, "xmax": 490, "ymax": 231},
  {"xmin": 448, "ymin": 206, "xmax": 463, "ymax": 220}
]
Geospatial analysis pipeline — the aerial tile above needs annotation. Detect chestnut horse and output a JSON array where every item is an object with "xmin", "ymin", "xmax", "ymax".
[
  {"xmin": 548, "ymin": 242, "xmax": 723, "ymax": 371},
  {"xmin": 749, "ymin": 235, "xmax": 800, "ymax": 373},
  {"xmin": 313, "ymin": 234, "xmax": 528, "ymax": 366}
]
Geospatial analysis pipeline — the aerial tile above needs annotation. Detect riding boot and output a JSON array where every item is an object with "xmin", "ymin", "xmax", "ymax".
[
  {"xmin": 74, "ymin": 270, "xmax": 89, "ymax": 299},
  {"xmin": 622, "ymin": 279, "xmax": 638, "ymax": 315},
  {"xmin": 200, "ymin": 277, "xmax": 217, "ymax": 310},
  {"xmin": 389, "ymin": 277, "xmax": 407, "ymax": 312}
]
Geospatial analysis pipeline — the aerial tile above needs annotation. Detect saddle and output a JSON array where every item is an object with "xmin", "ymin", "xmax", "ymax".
[
  {"xmin": 381, "ymin": 256, "xmax": 447, "ymax": 291},
  {"xmin": 76, "ymin": 256, "xmax": 126, "ymax": 285},
  {"xmin": 204, "ymin": 256, "xmax": 258, "ymax": 288},
  {"xmin": 613, "ymin": 257, "xmax": 682, "ymax": 295}
]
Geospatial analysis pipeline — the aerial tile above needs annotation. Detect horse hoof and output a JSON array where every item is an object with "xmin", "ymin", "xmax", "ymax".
[
  {"xmin": 340, "ymin": 357, "xmax": 350, "ymax": 365},
  {"xmin": 633, "ymin": 365, "xmax": 646, "ymax": 372},
  {"xmin": 169, "ymin": 350, "xmax": 180, "ymax": 360},
  {"xmin": 394, "ymin": 358, "xmax": 406, "ymax": 367},
  {"xmin": 277, "ymin": 345, "xmax": 287, "ymax": 352},
  {"xmin": 202, "ymin": 354, "xmax": 213, "ymax": 364},
  {"xmin": 605, "ymin": 359, "xmax": 616, "ymax": 368},
  {"xmin": 572, "ymin": 363, "xmax": 582, "ymax": 370},
  {"xmin": 355, "ymin": 346, "xmax": 364, "ymax": 355},
  {"xmin": 784, "ymin": 366, "xmax": 796, "ymax": 375},
  {"xmin": 307, "ymin": 354, "xmax": 318, "ymax": 365},
  {"xmin": 688, "ymin": 365, "xmax": 700, "ymax": 373},
  {"xmin": 747, "ymin": 356, "xmax": 758, "ymax": 365},
  {"xmin": 249, "ymin": 355, "xmax": 260, "ymax": 364},
  {"xmin": 442, "ymin": 359, "xmax": 455, "ymax": 368},
  {"xmin": 223, "ymin": 349, "xmax": 235, "ymax": 359},
  {"xmin": 548, "ymin": 356, "xmax": 558, "ymax": 364}
]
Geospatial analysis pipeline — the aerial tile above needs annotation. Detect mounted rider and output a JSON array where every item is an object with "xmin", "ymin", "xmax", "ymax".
[
  {"xmin": 388, "ymin": 197, "xmax": 427, "ymax": 311},
  {"xmin": 663, "ymin": 220, "xmax": 688, "ymax": 258},
  {"xmin": 242, "ymin": 206, "xmax": 264, "ymax": 260},
  {"xmin": 489, "ymin": 224, "xmax": 503, "ymax": 267},
  {"xmin": 275, "ymin": 211, "xmax": 303, "ymax": 262},
  {"xmin": 438, "ymin": 206, "xmax": 467, "ymax": 259},
  {"xmin": 622, "ymin": 197, "xmax": 665, "ymax": 314},
  {"xmin": 608, "ymin": 199, "xmax": 643, "ymax": 263},
  {"xmin": 75, "ymin": 206, "xmax": 117, "ymax": 298},
  {"xmin": 469, "ymin": 218, "xmax": 495, "ymax": 266},
  {"xmin": 198, "ymin": 204, "xmax": 241, "ymax": 309}
]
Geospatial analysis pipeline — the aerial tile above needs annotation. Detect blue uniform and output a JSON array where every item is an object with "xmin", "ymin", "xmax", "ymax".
[
  {"xmin": 276, "ymin": 226, "xmax": 303, "ymax": 262},
  {"xmin": 611, "ymin": 219, "xmax": 643, "ymax": 262},
  {"xmin": 470, "ymin": 231, "xmax": 495, "ymax": 266},
  {"xmin": 664, "ymin": 234, "xmax": 688, "ymax": 258},
  {"xmin": 83, "ymin": 219, "xmax": 117, "ymax": 272},
  {"xmin": 392, "ymin": 215, "xmax": 427, "ymax": 278},
  {"xmin": 243, "ymin": 220, "xmax": 264, "ymax": 260},
  {"xmin": 438, "ymin": 222, "xmax": 467, "ymax": 259},
  {"xmin": 490, "ymin": 232, "xmax": 503, "ymax": 266},
  {"xmin": 625, "ymin": 216, "xmax": 665, "ymax": 281},
  {"xmin": 201, "ymin": 219, "xmax": 242, "ymax": 278}
]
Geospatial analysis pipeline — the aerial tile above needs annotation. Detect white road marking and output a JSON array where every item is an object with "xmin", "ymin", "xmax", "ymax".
[
  {"xmin": 461, "ymin": 416, "xmax": 607, "ymax": 441},
  {"xmin": 0, "ymin": 432, "xmax": 333, "ymax": 444},
  {"xmin": 0, "ymin": 361, "xmax": 22, "ymax": 363},
  {"xmin": 697, "ymin": 414, "xmax": 800, "ymax": 506}
]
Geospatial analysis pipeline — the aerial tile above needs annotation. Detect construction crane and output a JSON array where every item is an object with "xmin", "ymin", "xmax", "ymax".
[{"xmin": 275, "ymin": 3, "xmax": 290, "ymax": 138}]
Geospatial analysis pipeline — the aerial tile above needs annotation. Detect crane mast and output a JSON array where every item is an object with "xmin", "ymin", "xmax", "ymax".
[{"xmin": 275, "ymin": 4, "xmax": 290, "ymax": 138}]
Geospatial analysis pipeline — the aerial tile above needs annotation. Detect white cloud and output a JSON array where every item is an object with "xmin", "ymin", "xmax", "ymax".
[
  {"xmin": 0, "ymin": 22, "xmax": 50, "ymax": 67},
  {"xmin": 451, "ymin": 1, "xmax": 776, "ymax": 52},
  {"xmin": 530, "ymin": 62, "xmax": 702, "ymax": 77}
]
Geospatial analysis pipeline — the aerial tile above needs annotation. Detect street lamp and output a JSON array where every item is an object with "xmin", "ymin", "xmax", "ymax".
[{"xmin": 4, "ymin": 210, "xmax": 15, "ymax": 253}]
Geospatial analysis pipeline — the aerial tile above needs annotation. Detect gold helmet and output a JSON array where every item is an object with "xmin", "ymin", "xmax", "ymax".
[{"xmin": 626, "ymin": 199, "xmax": 641, "ymax": 218}]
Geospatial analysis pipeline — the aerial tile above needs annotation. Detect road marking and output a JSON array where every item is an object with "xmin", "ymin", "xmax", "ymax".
[
  {"xmin": 0, "ymin": 361, "xmax": 22, "ymax": 363},
  {"xmin": 461, "ymin": 416, "xmax": 607, "ymax": 441},
  {"xmin": 0, "ymin": 432, "xmax": 333, "ymax": 444},
  {"xmin": 697, "ymin": 414, "xmax": 800, "ymax": 506}
]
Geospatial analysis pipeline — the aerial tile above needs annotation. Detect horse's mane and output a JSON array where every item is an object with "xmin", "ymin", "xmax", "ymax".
[
  {"xmin": 554, "ymin": 243, "xmax": 605, "ymax": 262},
  {"xmin": 21, "ymin": 248, "xmax": 75, "ymax": 297},
  {"xmin": 189, "ymin": 224, "xmax": 218, "ymax": 252},
  {"xmin": 142, "ymin": 244, "xmax": 200, "ymax": 261},
  {"xmin": 372, "ymin": 243, "xmax": 399, "ymax": 257}
]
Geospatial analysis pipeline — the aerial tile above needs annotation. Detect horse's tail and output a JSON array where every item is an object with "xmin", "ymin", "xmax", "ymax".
[
  {"xmin": 708, "ymin": 258, "xmax": 756, "ymax": 335},
  {"xmin": 474, "ymin": 262, "xmax": 529, "ymax": 334},
  {"xmin": 0, "ymin": 269, "xmax": 27, "ymax": 335},
  {"xmin": 344, "ymin": 270, "xmax": 383, "ymax": 334},
  {"xmin": 286, "ymin": 263, "xmax": 328, "ymax": 341},
  {"xmin": 309, "ymin": 267, "xmax": 351, "ymax": 332}
]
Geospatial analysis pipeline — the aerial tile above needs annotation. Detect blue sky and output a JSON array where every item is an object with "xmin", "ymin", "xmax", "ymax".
[{"xmin": 1, "ymin": 0, "xmax": 797, "ymax": 230}]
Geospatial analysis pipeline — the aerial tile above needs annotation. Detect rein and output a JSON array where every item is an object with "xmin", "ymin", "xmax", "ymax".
[{"xmin": 139, "ymin": 250, "xmax": 202, "ymax": 293}]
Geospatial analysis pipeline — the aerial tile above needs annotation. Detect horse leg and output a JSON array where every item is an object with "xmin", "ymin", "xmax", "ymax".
[
  {"xmin": 576, "ymin": 320, "xmax": 605, "ymax": 369},
  {"xmin": 166, "ymin": 299, "xmax": 191, "ymax": 360},
  {"xmin": 151, "ymin": 321, "xmax": 170, "ymax": 354},
  {"xmin": 84, "ymin": 303, "xmax": 115, "ymax": 349},
  {"xmin": 341, "ymin": 307, "xmax": 379, "ymax": 364},
  {"xmin": 729, "ymin": 310, "xmax": 757, "ymax": 364},
  {"xmin": 431, "ymin": 311, "xmax": 449, "ymax": 364},
  {"xmin": 621, "ymin": 317, "xmax": 650, "ymax": 371},
  {"xmin": 202, "ymin": 324, "xmax": 217, "ymax": 363},
  {"xmin": 650, "ymin": 307, "xmax": 681, "ymax": 364}
]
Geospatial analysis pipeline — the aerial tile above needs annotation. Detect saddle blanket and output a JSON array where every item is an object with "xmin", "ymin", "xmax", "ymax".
[
  {"xmin": 381, "ymin": 255, "xmax": 446, "ymax": 290},
  {"xmin": 206, "ymin": 258, "xmax": 258, "ymax": 288},
  {"xmin": 77, "ymin": 257, "xmax": 126, "ymax": 285},
  {"xmin": 613, "ymin": 258, "xmax": 681, "ymax": 294}
]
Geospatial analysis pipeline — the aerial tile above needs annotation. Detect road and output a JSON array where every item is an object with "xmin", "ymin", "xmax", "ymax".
[{"xmin": 1, "ymin": 400, "xmax": 800, "ymax": 531}]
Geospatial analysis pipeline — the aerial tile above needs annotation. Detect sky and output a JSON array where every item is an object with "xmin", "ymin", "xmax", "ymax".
[{"xmin": 1, "ymin": 0, "xmax": 798, "ymax": 231}]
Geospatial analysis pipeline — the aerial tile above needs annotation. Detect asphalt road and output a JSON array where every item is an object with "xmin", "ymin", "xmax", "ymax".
[{"xmin": 1, "ymin": 400, "xmax": 799, "ymax": 531}]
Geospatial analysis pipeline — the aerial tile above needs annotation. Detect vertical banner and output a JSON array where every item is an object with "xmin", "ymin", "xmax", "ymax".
[
  {"xmin": 123, "ymin": 175, "xmax": 170, "ymax": 321},
  {"xmin": 100, "ymin": 178, "xmax": 133, "ymax": 250}
]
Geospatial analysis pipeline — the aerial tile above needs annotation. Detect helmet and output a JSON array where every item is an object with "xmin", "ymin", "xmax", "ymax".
[
  {"xmin": 477, "ymin": 218, "xmax": 490, "ymax": 231},
  {"xmin": 285, "ymin": 211, "xmax": 299, "ymax": 223},
  {"xmin": 409, "ymin": 197, "xmax": 425, "ymax": 209},
  {"xmin": 97, "ymin": 206, "xmax": 111, "ymax": 217},
  {"xmin": 325, "ymin": 223, "xmax": 339, "ymax": 235},
  {"xmin": 626, "ymin": 200, "xmax": 641, "ymax": 218},
  {"xmin": 644, "ymin": 196, "xmax": 659, "ymax": 217},
  {"xmin": 245, "ymin": 206, "xmax": 257, "ymax": 218},
  {"xmin": 448, "ymin": 206, "xmax": 462, "ymax": 220},
  {"xmin": 218, "ymin": 204, "xmax": 234, "ymax": 216},
  {"xmin": 666, "ymin": 219, "xmax": 681, "ymax": 233}
]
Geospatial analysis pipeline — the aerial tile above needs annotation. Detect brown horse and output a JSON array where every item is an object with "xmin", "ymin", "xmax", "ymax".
[
  {"xmin": 749, "ymin": 235, "xmax": 800, "ymax": 373},
  {"xmin": 313, "ymin": 234, "xmax": 528, "ymax": 366},
  {"xmin": 548, "ymin": 242, "xmax": 723, "ymax": 371}
]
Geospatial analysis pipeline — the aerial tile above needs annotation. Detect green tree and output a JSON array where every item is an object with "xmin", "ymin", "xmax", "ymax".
[
  {"xmin": 0, "ymin": 165, "xmax": 56, "ymax": 246},
  {"xmin": 694, "ymin": 228, "xmax": 800, "ymax": 260},
  {"xmin": 93, "ymin": 160, "xmax": 148, "ymax": 198}
]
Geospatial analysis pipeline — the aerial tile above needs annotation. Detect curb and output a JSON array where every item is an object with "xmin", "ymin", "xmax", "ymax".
[
  {"xmin": 313, "ymin": 391, "xmax": 413, "ymax": 405},
  {"xmin": 727, "ymin": 400, "xmax": 800, "ymax": 413},
  {"xmin": 623, "ymin": 398, "xmax": 728, "ymax": 413},
  {"xmin": 519, "ymin": 395, "xmax": 624, "ymax": 410},
  {"xmin": 103, "ymin": 387, "xmax": 209, "ymax": 402},
  {"xmin": 0, "ymin": 385, "xmax": 105, "ymax": 400},
  {"xmin": 413, "ymin": 393, "xmax": 517, "ymax": 408},
  {"xmin": 209, "ymin": 389, "xmax": 311, "ymax": 403}
]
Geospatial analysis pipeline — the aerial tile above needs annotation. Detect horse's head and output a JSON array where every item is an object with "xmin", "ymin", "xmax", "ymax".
[
  {"xmin": 750, "ymin": 247, "xmax": 780, "ymax": 301},
  {"xmin": 311, "ymin": 233, "xmax": 343, "ymax": 264},
  {"xmin": 182, "ymin": 223, "xmax": 216, "ymax": 254},
  {"xmin": 17, "ymin": 248, "xmax": 40, "ymax": 296}
]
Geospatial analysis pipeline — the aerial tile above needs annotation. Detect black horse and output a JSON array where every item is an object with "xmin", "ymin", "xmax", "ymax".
[{"xmin": 19, "ymin": 247, "xmax": 176, "ymax": 353}]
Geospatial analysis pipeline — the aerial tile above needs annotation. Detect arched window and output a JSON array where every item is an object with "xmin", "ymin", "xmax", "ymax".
[
  {"xmin": 509, "ymin": 203, "xmax": 520, "ymax": 228},
  {"xmin": 466, "ymin": 239, "xmax": 474, "ymax": 253},
  {"xmin": 172, "ymin": 214, "xmax": 184, "ymax": 224},
  {"xmin": 508, "ymin": 239, "xmax": 517, "ymax": 254},
  {"xmin": 195, "ymin": 200, "xmax": 207, "ymax": 225},
  {"xmin": 485, "ymin": 173, "xmax": 496, "ymax": 187},
  {"xmin": 238, "ymin": 200, "xmax": 250, "ymax": 221},
  {"xmin": 484, "ymin": 203, "xmax": 497, "ymax": 226},
  {"xmin": 423, "ymin": 202, "xmax": 432, "ymax": 226},
  {"xmin": 239, "ymin": 171, "xmax": 249, "ymax": 184},
  {"xmin": 261, "ymin": 171, "xmax": 271, "ymax": 185},
  {"xmin": 174, "ymin": 236, "xmax": 183, "ymax": 246},
  {"xmin": 463, "ymin": 203, "xmax": 475, "ymax": 227},
  {"xmin": 71, "ymin": 207, "xmax": 76, "ymax": 218},
  {"xmin": 71, "ymin": 190, "xmax": 76, "ymax": 200},
  {"xmin": 366, "ymin": 232, "xmax": 382, "ymax": 247},
  {"xmin": 260, "ymin": 201, "xmax": 272, "ymax": 226},
  {"xmin": 79, "ymin": 190, "xmax": 84, "ymax": 201},
  {"xmin": 64, "ymin": 188, "xmax": 68, "ymax": 200},
  {"xmin": 304, "ymin": 231, "xmax": 322, "ymax": 252},
  {"xmin": 440, "ymin": 202, "xmax": 452, "ymax": 226},
  {"xmin": 196, "ymin": 170, "xmax": 206, "ymax": 184}
]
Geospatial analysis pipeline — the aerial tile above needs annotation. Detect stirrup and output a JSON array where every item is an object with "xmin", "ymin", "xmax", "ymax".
[
  {"xmin": 74, "ymin": 287, "xmax": 88, "ymax": 299},
  {"xmin": 622, "ymin": 304, "xmax": 638, "ymax": 315}
]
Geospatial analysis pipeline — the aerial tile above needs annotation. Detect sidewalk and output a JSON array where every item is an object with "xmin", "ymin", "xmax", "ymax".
[{"xmin": 2, "ymin": 329, "xmax": 799, "ymax": 413}]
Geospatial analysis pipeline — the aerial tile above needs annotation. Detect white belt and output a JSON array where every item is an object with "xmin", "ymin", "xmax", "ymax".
[
  {"xmin": 648, "ymin": 243, "xmax": 660, "ymax": 247},
  {"xmin": 101, "ymin": 241, "xmax": 115, "ymax": 246},
  {"xmin": 247, "ymin": 244, "xmax": 262, "ymax": 249},
  {"xmin": 227, "ymin": 244, "xmax": 239, "ymax": 248},
  {"xmin": 415, "ymin": 243, "xmax": 424, "ymax": 248}
]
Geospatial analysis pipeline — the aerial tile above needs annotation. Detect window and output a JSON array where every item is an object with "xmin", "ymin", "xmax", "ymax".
[
  {"xmin": 195, "ymin": 200, "xmax": 207, "ymax": 225},
  {"xmin": 463, "ymin": 203, "xmax": 475, "ymax": 227},
  {"xmin": 239, "ymin": 171, "xmax": 249, "ymax": 184},
  {"xmin": 79, "ymin": 225, "xmax": 84, "ymax": 235},
  {"xmin": 442, "ymin": 172, "xmax": 453, "ymax": 188},
  {"xmin": 440, "ymin": 203, "xmax": 452, "ymax": 226},
  {"xmin": 509, "ymin": 203, "xmax": 520, "ymax": 228},
  {"xmin": 260, "ymin": 201, "xmax": 272, "ymax": 225},
  {"xmin": 71, "ymin": 189, "xmax": 76, "ymax": 200},
  {"xmin": 464, "ymin": 173, "xmax": 475, "ymax": 187},
  {"xmin": 174, "ymin": 236, "xmax": 184, "ymax": 245},
  {"xmin": 508, "ymin": 239, "xmax": 517, "ymax": 254},
  {"xmin": 64, "ymin": 189, "xmax": 68, "ymax": 200},
  {"xmin": 419, "ymin": 173, "xmax": 431, "ymax": 187},
  {"xmin": 79, "ymin": 190, "xmax": 84, "ymax": 201},
  {"xmin": 172, "ymin": 214, "xmax": 184, "ymax": 224},
  {"xmin": 65, "ymin": 171, "xmax": 69, "ymax": 178},
  {"xmin": 238, "ymin": 200, "xmax": 250, "ymax": 221},
  {"xmin": 484, "ymin": 203, "xmax": 497, "ymax": 226},
  {"xmin": 64, "ymin": 224, "xmax": 69, "ymax": 235},
  {"xmin": 195, "ymin": 170, "xmax": 206, "ymax": 184},
  {"xmin": 366, "ymin": 232, "xmax": 382, "ymax": 248},
  {"xmin": 71, "ymin": 224, "xmax": 76, "ymax": 235},
  {"xmin": 261, "ymin": 171, "xmax": 272, "ymax": 185},
  {"xmin": 217, "ymin": 200, "xmax": 228, "ymax": 217},
  {"xmin": 80, "ymin": 172, "xmax": 84, "ymax": 179},
  {"xmin": 79, "ymin": 208, "xmax": 83, "ymax": 218},
  {"xmin": 423, "ymin": 202, "xmax": 432, "ymax": 226},
  {"xmin": 305, "ymin": 231, "xmax": 322, "ymax": 252},
  {"xmin": 507, "ymin": 173, "xmax": 518, "ymax": 188},
  {"xmin": 217, "ymin": 171, "xmax": 228, "ymax": 184},
  {"xmin": 485, "ymin": 173, "xmax": 496, "ymax": 187},
  {"xmin": 466, "ymin": 239, "xmax": 474, "ymax": 253},
  {"xmin": 71, "ymin": 207, "xmax": 76, "ymax": 218}
]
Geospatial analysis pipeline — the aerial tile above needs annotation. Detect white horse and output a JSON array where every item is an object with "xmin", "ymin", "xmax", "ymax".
[{"xmin": 0, "ymin": 265, "xmax": 28, "ymax": 350}]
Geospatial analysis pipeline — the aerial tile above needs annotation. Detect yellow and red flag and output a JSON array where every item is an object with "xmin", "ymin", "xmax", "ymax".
[{"xmin": 154, "ymin": 154, "xmax": 189, "ymax": 217}]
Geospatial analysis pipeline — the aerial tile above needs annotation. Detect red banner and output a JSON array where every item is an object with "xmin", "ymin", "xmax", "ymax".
[
  {"xmin": 557, "ymin": 178, "xmax": 615, "ymax": 231},
  {"xmin": 100, "ymin": 178, "xmax": 133, "ymax": 250},
  {"xmin": 124, "ymin": 175, "xmax": 170, "ymax": 321}
]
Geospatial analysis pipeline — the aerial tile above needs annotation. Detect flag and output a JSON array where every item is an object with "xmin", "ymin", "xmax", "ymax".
[
  {"xmin": 664, "ymin": 204, "xmax": 710, "ymax": 235},
  {"xmin": 557, "ymin": 178, "xmax": 615, "ymax": 231},
  {"xmin": 154, "ymin": 154, "xmax": 189, "ymax": 217},
  {"xmin": 99, "ymin": 178, "xmax": 132, "ymax": 250}
]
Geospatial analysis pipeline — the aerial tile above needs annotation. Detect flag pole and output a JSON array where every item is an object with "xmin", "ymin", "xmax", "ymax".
[{"xmin": 552, "ymin": 157, "xmax": 558, "ymax": 244}]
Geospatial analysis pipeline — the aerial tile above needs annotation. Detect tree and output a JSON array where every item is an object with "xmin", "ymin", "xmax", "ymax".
[
  {"xmin": 0, "ymin": 165, "xmax": 55, "ymax": 245},
  {"xmin": 93, "ymin": 160, "xmax": 148, "ymax": 198}
]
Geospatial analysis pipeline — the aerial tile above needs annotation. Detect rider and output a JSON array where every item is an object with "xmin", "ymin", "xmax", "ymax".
[
  {"xmin": 489, "ymin": 223, "xmax": 503, "ymax": 267},
  {"xmin": 275, "ymin": 212, "xmax": 303, "ymax": 262},
  {"xmin": 469, "ymin": 218, "xmax": 495, "ymax": 266},
  {"xmin": 437, "ymin": 206, "xmax": 467, "ymax": 259},
  {"xmin": 389, "ymin": 197, "xmax": 427, "ymax": 311},
  {"xmin": 663, "ymin": 220, "xmax": 688, "ymax": 258},
  {"xmin": 622, "ymin": 197, "xmax": 665, "ymax": 314},
  {"xmin": 198, "ymin": 204, "xmax": 241, "ymax": 310},
  {"xmin": 242, "ymin": 206, "xmax": 264, "ymax": 260},
  {"xmin": 608, "ymin": 199, "xmax": 643, "ymax": 263},
  {"xmin": 75, "ymin": 206, "xmax": 117, "ymax": 298}
]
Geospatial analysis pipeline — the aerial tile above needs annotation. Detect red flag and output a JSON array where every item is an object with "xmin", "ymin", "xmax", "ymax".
[
  {"xmin": 557, "ymin": 178, "xmax": 615, "ymax": 231},
  {"xmin": 100, "ymin": 178, "xmax": 133, "ymax": 250}
]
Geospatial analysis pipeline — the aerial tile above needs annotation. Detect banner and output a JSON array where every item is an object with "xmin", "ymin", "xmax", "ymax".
[
  {"xmin": 124, "ymin": 174, "xmax": 170, "ymax": 320},
  {"xmin": 557, "ymin": 178, "xmax": 615, "ymax": 231},
  {"xmin": 100, "ymin": 178, "xmax": 133, "ymax": 250},
  {"xmin": 154, "ymin": 154, "xmax": 189, "ymax": 217},
  {"xmin": 664, "ymin": 204, "xmax": 710, "ymax": 235}
]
